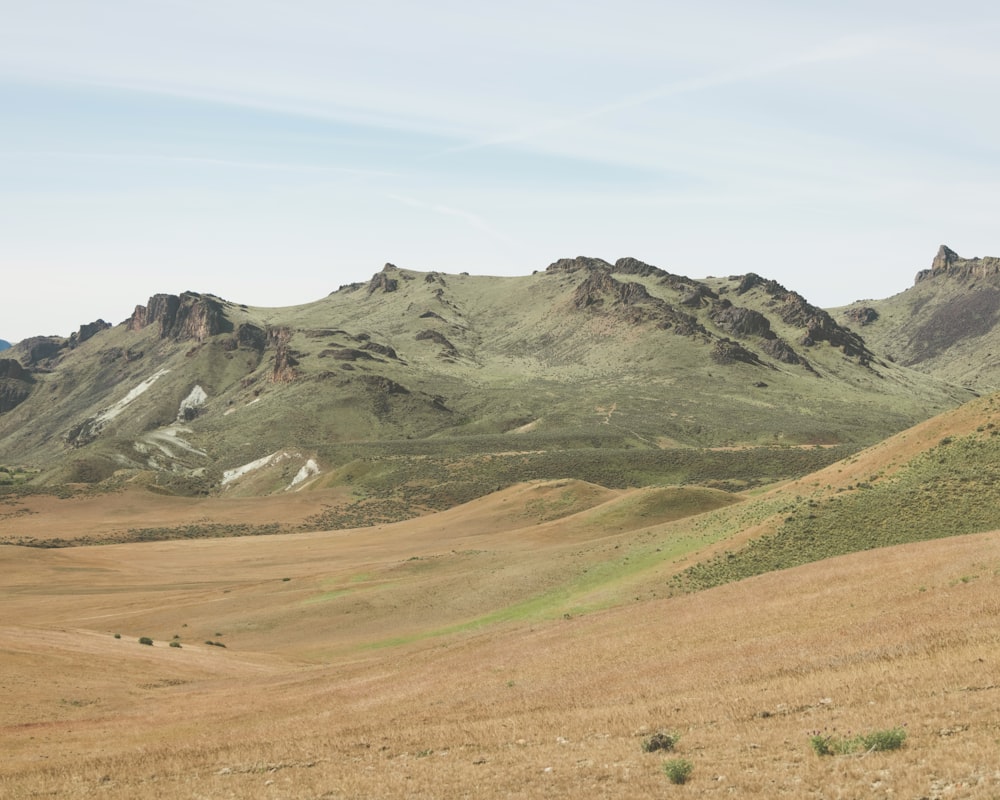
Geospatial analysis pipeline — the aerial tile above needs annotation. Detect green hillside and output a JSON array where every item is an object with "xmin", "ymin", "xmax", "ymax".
[{"xmin": 673, "ymin": 392, "xmax": 1000, "ymax": 591}]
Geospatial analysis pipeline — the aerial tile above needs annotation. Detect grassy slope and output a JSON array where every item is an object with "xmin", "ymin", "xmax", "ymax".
[{"xmin": 675, "ymin": 391, "xmax": 1000, "ymax": 590}]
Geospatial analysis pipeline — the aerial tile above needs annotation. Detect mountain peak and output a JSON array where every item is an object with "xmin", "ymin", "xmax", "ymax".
[{"xmin": 931, "ymin": 244, "xmax": 960, "ymax": 271}]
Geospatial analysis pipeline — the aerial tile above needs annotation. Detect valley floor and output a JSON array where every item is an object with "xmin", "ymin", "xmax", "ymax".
[{"xmin": 1, "ymin": 482, "xmax": 999, "ymax": 798}]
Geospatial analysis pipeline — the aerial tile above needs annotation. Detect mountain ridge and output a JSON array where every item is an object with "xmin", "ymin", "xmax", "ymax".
[{"xmin": 0, "ymin": 251, "xmax": 985, "ymax": 499}]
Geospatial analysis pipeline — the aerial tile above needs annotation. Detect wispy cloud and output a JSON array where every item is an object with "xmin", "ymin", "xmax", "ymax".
[
  {"xmin": 0, "ymin": 149, "xmax": 400, "ymax": 178},
  {"xmin": 433, "ymin": 32, "xmax": 894, "ymax": 159},
  {"xmin": 386, "ymin": 193, "xmax": 514, "ymax": 245}
]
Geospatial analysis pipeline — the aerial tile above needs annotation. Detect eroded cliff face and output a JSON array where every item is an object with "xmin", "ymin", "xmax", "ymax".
[
  {"xmin": 128, "ymin": 293, "xmax": 232, "ymax": 341},
  {"xmin": 267, "ymin": 327, "xmax": 300, "ymax": 383}
]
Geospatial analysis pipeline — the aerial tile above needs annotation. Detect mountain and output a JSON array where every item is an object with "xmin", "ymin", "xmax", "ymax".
[
  {"xmin": 0, "ymin": 257, "xmax": 977, "ymax": 498},
  {"xmin": 836, "ymin": 245, "xmax": 1000, "ymax": 392},
  {"xmin": 0, "ymin": 339, "xmax": 10, "ymax": 351}
]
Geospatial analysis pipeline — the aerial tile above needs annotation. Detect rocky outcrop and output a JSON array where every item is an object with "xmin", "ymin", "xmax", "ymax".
[
  {"xmin": 98, "ymin": 346, "xmax": 144, "ymax": 365},
  {"xmin": 268, "ymin": 327, "xmax": 300, "ymax": 383},
  {"xmin": 760, "ymin": 338, "xmax": 812, "ymax": 370},
  {"xmin": 0, "ymin": 360, "xmax": 28, "ymax": 381},
  {"xmin": 614, "ymin": 257, "xmax": 669, "ymax": 279},
  {"xmin": 416, "ymin": 329, "xmax": 459, "ymax": 358},
  {"xmin": 546, "ymin": 256, "xmax": 615, "ymax": 274},
  {"xmin": 362, "ymin": 341, "xmax": 399, "ymax": 360},
  {"xmin": 915, "ymin": 245, "xmax": 1000, "ymax": 284},
  {"xmin": 0, "ymin": 382, "xmax": 33, "ymax": 413},
  {"xmin": 234, "ymin": 322, "xmax": 267, "ymax": 352},
  {"xmin": 0, "ymin": 359, "xmax": 33, "ymax": 413},
  {"xmin": 319, "ymin": 348, "xmax": 378, "ymax": 362},
  {"xmin": 16, "ymin": 337, "xmax": 66, "ymax": 368},
  {"xmin": 570, "ymin": 267, "xmax": 708, "ymax": 337},
  {"xmin": 572, "ymin": 269, "xmax": 653, "ymax": 310},
  {"xmin": 845, "ymin": 306, "xmax": 879, "ymax": 326},
  {"xmin": 69, "ymin": 319, "xmax": 111, "ymax": 347},
  {"xmin": 711, "ymin": 339, "xmax": 766, "ymax": 367},
  {"xmin": 709, "ymin": 301, "xmax": 812, "ymax": 370},
  {"xmin": 710, "ymin": 304, "xmax": 774, "ymax": 339},
  {"xmin": 358, "ymin": 374, "xmax": 411, "ymax": 418},
  {"xmin": 367, "ymin": 264, "xmax": 400, "ymax": 295},
  {"xmin": 735, "ymin": 273, "xmax": 872, "ymax": 360},
  {"xmin": 128, "ymin": 293, "xmax": 231, "ymax": 341}
]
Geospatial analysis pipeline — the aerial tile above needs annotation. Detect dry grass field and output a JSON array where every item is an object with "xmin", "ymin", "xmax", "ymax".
[{"xmin": 2, "ymin": 476, "xmax": 999, "ymax": 799}]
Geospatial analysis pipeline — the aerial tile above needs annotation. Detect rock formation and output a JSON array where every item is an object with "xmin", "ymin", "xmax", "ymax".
[
  {"xmin": 69, "ymin": 319, "xmax": 111, "ymax": 347},
  {"xmin": 267, "ymin": 327, "xmax": 300, "ymax": 382},
  {"xmin": 735, "ymin": 273, "xmax": 873, "ymax": 360},
  {"xmin": 915, "ymin": 245, "xmax": 1000, "ymax": 284},
  {"xmin": 367, "ymin": 264, "xmax": 401, "ymax": 295},
  {"xmin": 128, "ymin": 293, "xmax": 231, "ymax": 341}
]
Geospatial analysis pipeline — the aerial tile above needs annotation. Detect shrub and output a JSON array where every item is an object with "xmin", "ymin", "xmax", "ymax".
[
  {"xmin": 169, "ymin": 641, "xmax": 182, "ymax": 648},
  {"xmin": 857, "ymin": 727, "xmax": 907, "ymax": 752},
  {"xmin": 138, "ymin": 637, "xmax": 153, "ymax": 646},
  {"xmin": 810, "ymin": 726, "xmax": 906, "ymax": 756},
  {"xmin": 642, "ymin": 731, "xmax": 679, "ymax": 753},
  {"xmin": 809, "ymin": 734, "xmax": 835, "ymax": 756},
  {"xmin": 113, "ymin": 633, "xmax": 121, "ymax": 639},
  {"xmin": 663, "ymin": 758, "xmax": 693, "ymax": 784}
]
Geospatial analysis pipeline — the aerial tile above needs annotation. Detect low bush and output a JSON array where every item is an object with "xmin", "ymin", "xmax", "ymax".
[
  {"xmin": 810, "ymin": 726, "xmax": 906, "ymax": 756},
  {"xmin": 138, "ymin": 637, "xmax": 153, "ymax": 646},
  {"xmin": 663, "ymin": 758, "xmax": 693, "ymax": 784}
]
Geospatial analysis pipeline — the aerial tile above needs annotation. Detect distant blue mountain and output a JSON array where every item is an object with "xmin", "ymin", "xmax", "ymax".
[{"xmin": 0, "ymin": 339, "xmax": 11, "ymax": 351}]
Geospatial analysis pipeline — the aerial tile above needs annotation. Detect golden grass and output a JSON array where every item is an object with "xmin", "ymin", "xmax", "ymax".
[{"xmin": 2, "ymin": 477, "xmax": 1000, "ymax": 797}]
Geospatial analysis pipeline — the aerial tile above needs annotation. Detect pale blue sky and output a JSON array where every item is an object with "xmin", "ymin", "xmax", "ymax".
[{"xmin": 2, "ymin": 1, "xmax": 999, "ymax": 342}]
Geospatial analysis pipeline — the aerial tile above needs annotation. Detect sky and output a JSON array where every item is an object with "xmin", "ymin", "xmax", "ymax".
[{"xmin": 2, "ymin": 1, "xmax": 999, "ymax": 343}]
